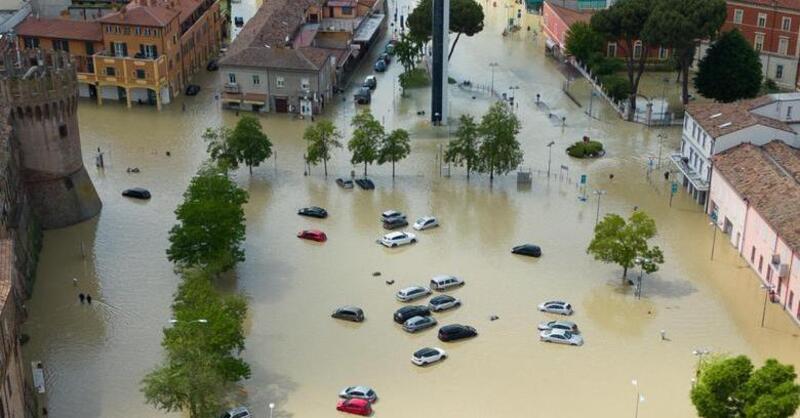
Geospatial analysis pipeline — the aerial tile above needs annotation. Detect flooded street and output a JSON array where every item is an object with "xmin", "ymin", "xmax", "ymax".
[{"xmin": 21, "ymin": 1, "xmax": 800, "ymax": 417}]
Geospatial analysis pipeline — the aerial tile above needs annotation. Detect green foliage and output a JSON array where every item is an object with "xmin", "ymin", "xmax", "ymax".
[
  {"xmin": 695, "ymin": 29, "xmax": 762, "ymax": 102},
  {"xmin": 378, "ymin": 128, "xmax": 411, "ymax": 178},
  {"xmin": 445, "ymin": 114, "xmax": 481, "ymax": 178},
  {"xmin": 167, "ymin": 166, "xmax": 249, "ymax": 274},
  {"xmin": 691, "ymin": 355, "xmax": 800, "ymax": 418},
  {"xmin": 407, "ymin": 0, "xmax": 484, "ymax": 60},
  {"xmin": 588, "ymin": 55, "xmax": 624, "ymax": 76},
  {"xmin": 763, "ymin": 78, "xmax": 780, "ymax": 94},
  {"xmin": 399, "ymin": 68, "xmax": 431, "ymax": 90},
  {"xmin": 565, "ymin": 21, "xmax": 604, "ymax": 63},
  {"xmin": 348, "ymin": 110, "xmax": 385, "ymax": 176},
  {"xmin": 229, "ymin": 115, "xmax": 272, "ymax": 174},
  {"xmin": 394, "ymin": 35, "xmax": 420, "ymax": 74},
  {"xmin": 203, "ymin": 127, "xmax": 237, "ymax": 171},
  {"xmin": 304, "ymin": 119, "xmax": 342, "ymax": 177},
  {"xmin": 566, "ymin": 140, "xmax": 604, "ymax": 158},
  {"xmin": 599, "ymin": 74, "xmax": 631, "ymax": 102},
  {"xmin": 586, "ymin": 211, "xmax": 664, "ymax": 280},
  {"xmin": 476, "ymin": 102, "xmax": 523, "ymax": 182}
]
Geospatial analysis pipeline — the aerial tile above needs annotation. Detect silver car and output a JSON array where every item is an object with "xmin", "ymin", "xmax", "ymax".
[
  {"xmin": 539, "ymin": 329, "xmax": 584, "ymax": 346},
  {"xmin": 220, "ymin": 407, "xmax": 251, "ymax": 418},
  {"xmin": 396, "ymin": 286, "xmax": 431, "ymax": 302},
  {"xmin": 428, "ymin": 294, "xmax": 461, "ymax": 312},
  {"xmin": 338, "ymin": 386, "xmax": 378, "ymax": 403},
  {"xmin": 537, "ymin": 300, "xmax": 573, "ymax": 315},
  {"xmin": 537, "ymin": 320, "xmax": 579, "ymax": 333},
  {"xmin": 413, "ymin": 216, "xmax": 439, "ymax": 230},
  {"xmin": 403, "ymin": 315, "xmax": 438, "ymax": 333}
]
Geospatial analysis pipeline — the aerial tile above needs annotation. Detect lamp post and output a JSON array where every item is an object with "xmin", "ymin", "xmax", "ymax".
[
  {"xmin": 660, "ymin": 76, "xmax": 669, "ymax": 122},
  {"xmin": 632, "ymin": 379, "xmax": 645, "ymax": 418},
  {"xmin": 546, "ymin": 141, "xmax": 555, "ymax": 178},
  {"xmin": 692, "ymin": 349, "xmax": 710, "ymax": 378},
  {"xmin": 709, "ymin": 221, "xmax": 718, "ymax": 261},
  {"xmin": 489, "ymin": 62, "xmax": 499, "ymax": 95},
  {"xmin": 269, "ymin": 402, "xmax": 275, "ymax": 418},
  {"xmin": 508, "ymin": 86, "xmax": 520, "ymax": 111},
  {"xmin": 634, "ymin": 256, "xmax": 651, "ymax": 299},
  {"xmin": 761, "ymin": 283, "xmax": 777, "ymax": 327},
  {"xmin": 656, "ymin": 133, "xmax": 666, "ymax": 169},
  {"xmin": 594, "ymin": 189, "xmax": 607, "ymax": 227},
  {"xmin": 587, "ymin": 89, "xmax": 598, "ymax": 118}
]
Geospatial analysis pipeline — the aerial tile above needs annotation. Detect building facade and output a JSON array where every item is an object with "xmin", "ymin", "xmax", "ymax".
[
  {"xmin": 723, "ymin": 0, "xmax": 800, "ymax": 90},
  {"xmin": 708, "ymin": 141, "xmax": 800, "ymax": 325}
]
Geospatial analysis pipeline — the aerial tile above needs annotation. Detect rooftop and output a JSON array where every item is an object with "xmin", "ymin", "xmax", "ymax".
[
  {"xmin": 546, "ymin": 1, "xmax": 595, "ymax": 27},
  {"xmin": 685, "ymin": 98, "xmax": 794, "ymax": 138},
  {"xmin": 100, "ymin": 0, "xmax": 210, "ymax": 27},
  {"xmin": 713, "ymin": 141, "xmax": 800, "ymax": 253},
  {"xmin": 15, "ymin": 16, "xmax": 103, "ymax": 42},
  {"xmin": 729, "ymin": 0, "xmax": 800, "ymax": 12}
]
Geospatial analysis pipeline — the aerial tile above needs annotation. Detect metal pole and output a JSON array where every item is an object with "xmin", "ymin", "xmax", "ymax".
[
  {"xmin": 587, "ymin": 90, "xmax": 594, "ymax": 118},
  {"xmin": 761, "ymin": 288, "xmax": 769, "ymax": 327},
  {"xmin": 595, "ymin": 193, "xmax": 602, "ymax": 227},
  {"xmin": 657, "ymin": 134, "xmax": 664, "ymax": 169},
  {"xmin": 710, "ymin": 224, "xmax": 717, "ymax": 261},
  {"xmin": 547, "ymin": 146, "xmax": 552, "ymax": 178},
  {"xmin": 634, "ymin": 391, "xmax": 640, "ymax": 418}
]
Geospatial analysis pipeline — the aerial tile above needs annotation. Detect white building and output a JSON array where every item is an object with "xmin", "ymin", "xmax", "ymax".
[{"xmin": 672, "ymin": 93, "xmax": 800, "ymax": 205}]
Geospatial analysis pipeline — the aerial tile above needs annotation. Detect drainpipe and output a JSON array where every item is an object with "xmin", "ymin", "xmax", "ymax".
[
  {"xmin": 784, "ymin": 250, "xmax": 794, "ymax": 311},
  {"xmin": 739, "ymin": 197, "xmax": 750, "ymax": 257}
]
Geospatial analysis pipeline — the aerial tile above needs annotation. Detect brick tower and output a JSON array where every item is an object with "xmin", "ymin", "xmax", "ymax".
[{"xmin": 1, "ymin": 46, "xmax": 101, "ymax": 229}]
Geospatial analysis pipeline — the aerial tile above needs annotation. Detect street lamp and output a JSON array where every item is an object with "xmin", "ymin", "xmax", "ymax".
[
  {"xmin": 169, "ymin": 318, "xmax": 208, "ymax": 324},
  {"xmin": 692, "ymin": 349, "xmax": 710, "ymax": 377},
  {"xmin": 594, "ymin": 189, "xmax": 607, "ymax": 227},
  {"xmin": 656, "ymin": 133, "xmax": 667, "ymax": 169},
  {"xmin": 587, "ymin": 89, "xmax": 598, "ymax": 118},
  {"xmin": 632, "ymin": 379, "xmax": 645, "ymax": 418},
  {"xmin": 634, "ymin": 256, "xmax": 651, "ymax": 299},
  {"xmin": 546, "ymin": 141, "xmax": 555, "ymax": 179},
  {"xmin": 709, "ymin": 221, "xmax": 718, "ymax": 261},
  {"xmin": 489, "ymin": 62, "xmax": 499, "ymax": 94},
  {"xmin": 269, "ymin": 402, "xmax": 275, "ymax": 418},
  {"xmin": 508, "ymin": 86, "xmax": 520, "ymax": 111},
  {"xmin": 761, "ymin": 283, "xmax": 777, "ymax": 327}
]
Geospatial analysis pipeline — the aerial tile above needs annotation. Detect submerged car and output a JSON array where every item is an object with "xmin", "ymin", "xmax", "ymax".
[
  {"xmin": 394, "ymin": 305, "xmax": 431, "ymax": 323},
  {"xmin": 332, "ymin": 306, "xmax": 364, "ymax": 322},
  {"xmin": 122, "ymin": 187, "xmax": 151, "ymax": 200},
  {"xmin": 537, "ymin": 320, "xmax": 579, "ymax": 333},
  {"xmin": 336, "ymin": 398, "xmax": 372, "ymax": 416},
  {"xmin": 298, "ymin": 206, "xmax": 328, "ymax": 218},
  {"xmin": 538, "ymin": 301, "xmax": 573, "ymax": 316},
  {"xmin": 185, "ymin": 84, "xmax": 201, "ymax": 96},
  {"xmin": 234, "ymin": 16, "xmax": 244, "ymax": 27},
  {"xmin": 297, "ymin": 229, "xmax": 327, "ymax": 242},
  {"xmin": 413, "ymin": 216, "xmax": 439, "ymax": 230},
  {"xmin": 355, "ymin": 178, "xmax": 375, "ymax": 190},
  {"xmin": 336, "ymin": 178, "xmax": 354, "ymax": 189},
  {"xmin": 383, "ymin": 217, "xmax": 409, "ymax": 230},
  {"xmin": 512, "ymin": 244, "xmax": 542, "ymax": 257},
  {"xmin": 539, "ymin": 329, "xmax": 584, "ymax": 346},
  {"xmin": 380, "ymin": 231, "xmax": 416, "ymax": 248},
  {"xmin": 381, "ymin": 210, "xmax": 406, "ymax": 222},
  {"xmin": 363, "ymin": 75, "xmax": 377, "ymax": 90},
  {"xmin": 411, "ymin": 347, "xmax": 446, "ymax": 366},
  {"xmin": 429, "ymin": 275, "xmax": 465, "ymax": 291},
  {"xmin": 339, "ymin": 386, "xmax": 378, "ymax": 402},
  {"xmin": 379, "ymin": 53, "xmax": 391, "ymax": 64},
  {"xmin": 220, "ymin": 406, "xmax": 251, "ymax": 418},
  {"xmin": 374, "ymin": 59, "xmax": 387, "ymax": 72},
  {"xmin": 354, "ymin": 86, "xmax": 371, "ymax": 105},
  {"xmin": 428, "ymin": 294, "xmax": 461, "ymax": 312},
  {"xmin": 395, "ymin": 286, "xmax": 431, "ymax": 302},
  {"xmin": 206, "ymin": 59, "xmax": 219, "ymax": 71},
  {"xmin": 438, "ymin": 324, "xmax": 478, "ymax": 342},
  {"xmin": 403, "ymin": 315, "xmax": 438, "ymax": 333}
]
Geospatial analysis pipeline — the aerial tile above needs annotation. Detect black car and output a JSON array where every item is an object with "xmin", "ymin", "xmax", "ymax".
[
  {"xmin": 298, "ymin": 206, "xmax": 328, "ymax": 218},
  {"xmin": 383, "ymin": 217, "xmax": 408, "ymax": 230},
  {"xmin": 185, "ymin": 84, "xmax": 201, "ymax": 96},
  {"xmin": 122, "ymin": 187, "xmax": 151, "ymax": 200},
  {"xmin": 393, "ymin": 305, "xmax": 431, "ymax": 324},
  {"xmin": 511, "ymin": 244, "xmax": 542, "ymax": 257},
  {"xmin": 332, "ymin": 306, "xmax": 364, "ymax": 322},
  {"xmin": 206, "ymin": 59, "xmax": 219, "ymax": 71},
  {"xmin": 354, "ymin": 87, "xmax": 371, "ymax": 105},
  {"xmin": 234, "ymin": 16, "xmax": 244, "ymax": 27},
  {"xmin": 355, "ymin": 178, "xmax": 375, "ymax": 190},
  {"xmin": 379, "ymin": 53, "xmax": 391, "ymax": 64},
  {"xmin": 437, "ymin": 324, "xmax": 478, "ymax": 342}
]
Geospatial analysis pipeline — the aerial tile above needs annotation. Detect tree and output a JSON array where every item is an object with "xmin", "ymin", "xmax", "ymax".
[
  {"xmin": 476, "ymin": 102, "xmax": 523, "ymax": 183},
  {"xmin": 565, "ymin": 21, "xmax": 605, "ymax": 64},
  {"xmin": 304, "ymin": 120, "xmax": 342, "ymax": 177},
  {"xmin": 691, "ymin": 355, "xmax": 800, "ymax": 418},
  {"xmin": 445, "ymin": 114, "xmax": 481, "ymax": 179},
  {"xmin": 694, "ymin": 29, "xmax": 762, "ymax": 103},
  {"xmin": 167, "ymin": 166, "xmax": 249, "ymax": 273},
  {"xmin": 592, "ymin": 0, "xmax": 654, "ymax": 121},
  {"xmin": 378, "ymin": 128, "xmax": 411, "ymax": 178},
  {"xmin": 586, "ymin": 211, "xmax": 664, "ymax": 282},
  {"xmin": 348, "ymin": 110, "xmax": 384, "ymax": 177},
  {"xmin": 394, "ymin": 35, "xmax": 420, "ymax": 74},
  {"xmin": 203, "ymin": 127, "xmax": 237, "ymax": 171},
  {"xmin": 229, "ymin": 115, "xmax": 272, "ymax": 174},
  {"xmin": 642, "ymin": 0, "xmax": 727, "ymax": 105},
  {"xmin": 407, "ymin": 0, "xmax": 484, "ymax": 60}
]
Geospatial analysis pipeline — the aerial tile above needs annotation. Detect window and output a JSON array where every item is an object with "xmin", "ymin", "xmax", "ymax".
[
  {"xmin": 787, "ymin": 106, "xmax": 793, "ymax": 119},
  {"xmin": 607, "ymin": 42, "xmax": 617, "ymax": 57},
  {"xmin": 776, "ymin": 64, "xmax": 784, "ymax": 79},
  {"xmin": 733, "ymin": 9, "xmax": 743, "ymax": 24},
  {"xmin": 633, "ymin": 41, "xmax": 642, "ymax": 59},
  {"xmin": 659, "ymin": 47, "xmax": 668, "ymax": 60},
  {"xmin": 277, "ymin": 77, "xmax": 285, "ymax": 88},
  {"xmin": 228, "ymin": 73, "xmax": 236, "ymax": 83},
  {"xmin": 751, "ymin": 246, "xmax": 756, "ymax": 263},
  {"xmin": 252, "ymin": 74, "xmax": 260, "ymax": 85},
  {"xmin": 105, "ymin": 67, "xmax": 116, "ymax": 76},
  {"xmin": 135, "ymin": 26, "xmax": 141, "ymax": 35},
  {"xmin": 342, "ymin": 6, "xmax": 353, "ymax": 14},
  {"xmin": 782, "ymin": 16, "xmax": 791, "ymax": 31},
  {"xmin": 779, "ymin": 37, "xmax": 789, "ymax": 55},
  {"xmin": 301, "ymin": 78, "xmax": 310, "ymax": 90},
  {"xmin": 136, "ymin": 69, "xmax": 145, "ymax": 79},
  {"xmin": 758, "ymin": 13, "xmax": 767, "ymax": 28},
  {"xmin": 767, "ymin": 266, "xmax": 773, "ymax": 283},
  {"xmin": 58, "ymin": 124, "xmax": 68, "ymax": 137},
  {"xmin": 53, "ymin": 39, "xmax": 70, "ymax": 52},
  {"xmin": 754, "ymin": 33, "xmax": 765, "ymax": 52},
  {"xmin": 140, "ymin": 44, "xmax": 158, "ymax": 58},
  {"xmin": 758, "ymin": 255, "xmax": 764, "ymax": 273},
  {"xmin": 790, "ymin": 291, "xmax": 794, "ymax": 309},
  {"xmin": 112, "ymin": 42, "xmax": 127, "ymax": 57},
  {"xmin": 702, "ymin": 133, "xmax": 706, "ymax": 148},
  {"xmin": 85, "ymin": 41, "xmax": 94, "ymax": 55},
  {"xmin": 23, "ymin": 37, "xmax": 39, "ymax": 48}
]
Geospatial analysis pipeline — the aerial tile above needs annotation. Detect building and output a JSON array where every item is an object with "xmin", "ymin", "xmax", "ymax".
[
  {"xmin": 219, "ymin": 0, "xmax": 384, "ymax": 115},
  {"xmin": 723, "ymin": 0, "xmax": 800, "ymax": 90},
  {"xmin": 0, "ymin": 241, "xmax": 30, "ymax": 418},
  {"xmin": 14, "ymin": 0, "xmax": 223, "ymax": 109},
  {"xmin": 708, "ymin": 141, "xmax": 800, "ymax": 325},
  {"xmin": 672, "ymin": 94, "xmax": 800, "ymax": 205}
]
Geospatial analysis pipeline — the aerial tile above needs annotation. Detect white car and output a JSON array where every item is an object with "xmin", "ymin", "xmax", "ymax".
[
  {"xmin": 430, "ymin": 275, "xmax": 465, "ymax": 291},
  {"xmin": 396, "ymin": 286, "xmax": 432, "ymax": 302},
  {"xmin": 539, "ymin": 329, "xmax": 584, "ymax": 346},
  {"xmin": 537, "ymin": 320, "xmax": 579, "ymax": 333},
  {"xmin": 221, "ymin": 407, "xmax": 251, "ymax": 418},
  {"xmin": 339, "ymin": 386, "xmax": 378, "ymax": 402},
  {"xmin": 413, "ymin": 216, "xmax": 439, "ymax": 230},
  {"xmin": 380, "ymin": 231, "xmax": 417, "ymax": 248},
  {"xmin": 411, "ymin": 347, "xmax": 447, "ymax": 366},
  {"xmin": 428, "ymin": 294, "xmax": 461, "ymax": 312},
  {"xmin": 537, "ymin": 300, "xmax": 573, "ymax": 315}
]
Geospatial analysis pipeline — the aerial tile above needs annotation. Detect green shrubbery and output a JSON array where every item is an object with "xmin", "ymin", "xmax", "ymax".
[
  {"xmin": 567, "ymin": 139, "xmax": 604, "ymax": 158},
  {"xmin": 598, "ymin": 75, "xmax": 631, "ymax": 102},
  {"xmin": 399, "ymin": 68, "xmax": 430, "ymax": 89}
]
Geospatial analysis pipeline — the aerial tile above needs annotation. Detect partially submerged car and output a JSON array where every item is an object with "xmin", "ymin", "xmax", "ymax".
[
  {"xmin": 429, "ymin": 275, "xmax": 464, "ymax": 291},
  {"xmin": 363, "ymin": 75, "xmax": 377, "ymax": 90},
  {"xmin": 298, "ymin": 206, "xmax": 328, "ymax": 218},
  {"xmin": 122, "ymin": 187, "xmax": 151, "ymax": 200},
  {"xmin": 537, "ymin": 320, "xmax": 579, "ymax": 333},
  {"xmin": 383, "ymin": 217, "xmax": 409, "ymax": 230},
  {"xmin": 411, "ymin": 347, "xmax": 446, "ymax": 366},
  {"xmin": 437, "ymin": 324, "xmax": 478, "ymax": 342},
  {"xmin": 413, "ymin": 216, "xmax": 438, "ymax": 230},
  {"xmin": 339, "ymin": 386, "xmax": 378, "ymax": 402},
  {"xmin": 539, "ymin": 328, "xmax": 584, "ymax": 346},
  {"xmin": 297, "ymin": 229, "xmax": 327, "ymax": 242},
  {"xmin": 336, "ymin": 398, "xmax": 372, "ymax": 416},
  {"xmin": 394, "ymin": 305, "xmax": 431, "ymax": 323},
  {"xmin": 355, "ymin": 178, "xmax": 375, "ymax": 190},
  {"xmin": 537, "ymin": 301, "xmax": 573, "ymax": 316},
  {"xmin": 336, "ymin": 178, "xmax": 354, "ymax": 189},
  {"xmin": 428, "ymin": 294, "xmax": 461, "ymax": 312},
  {"xmin": 512, "ymin": 244, "xmax": 542, "ymax": 257},
  {"xmin": 380, "ymin": 231, "xmax": 416, "ymax": 248},
  {"xmin": 395, "ymin": 285, "xmax": 431, "ymax": 302},
  {"xmin": 354, "ymin": 86, "xmax": 371, "ymax": 105},
  {"xmin": 403, "ymin": 315, "xmax": 438, "ymax": 333},
  {"xmin": 332, "ymin": 306, "xmax": 364, "ymax": 322},
  {"xmin": 220, "ymin": 406, "xmax": 250, "ymax": 418}
]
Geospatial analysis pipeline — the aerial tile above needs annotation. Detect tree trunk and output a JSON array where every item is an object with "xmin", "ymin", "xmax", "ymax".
[
  {"xmin": 466, "ymin": 163, "xmax": 471, "ymax": 179},
  {"xmin": 392, "ymin": 161, "xmax": 396, "ymax": 178},
  {"xmin": 622, "ymin": 266, "xmax": 629, "ymax": 281},
  {"xmin": 249, "ymin": 164, "xmax": 253, "ymax": 174},
  {"xmin": 448, "ymin": 32, "xmax": 462, "ymax": 61},
  {"xmin": 489, "ymin": 169, "xmax": 494, "ymax": 183},
  {"xmin": 681, "ymin": 63, "xmax": 690, "ymax": 105},
  {"xmin": 363, "ymin": 162, "xmax": 368, "ymax": 177},
  {"xmin": 323, "ymin": 158, "xmax": 328, "ymax": 177}
]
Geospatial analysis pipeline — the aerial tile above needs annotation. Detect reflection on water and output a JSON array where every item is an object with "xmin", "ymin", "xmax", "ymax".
[{"xmin": 20, "ymin": 0, "xmax": 800, "ymax": 417}]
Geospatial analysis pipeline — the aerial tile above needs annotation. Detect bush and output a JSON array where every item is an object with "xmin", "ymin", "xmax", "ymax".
[
  {"xmin": 589, "ymin": 56, "xmax": 624, "ymax": 77},
  {"xmin": 399, "ymin": 68, "xmax": 430, "ymax": 89},
  {"xmin": 599, "ymin": 75, "xmax": 631, "ymax": 102},
  {"xmin": 567, "ymin": 140, "xmax": 604, "ymax": 158},
  {"xmin": 448, "ymin": 76, "xmax": 457, "ymax": 84}
]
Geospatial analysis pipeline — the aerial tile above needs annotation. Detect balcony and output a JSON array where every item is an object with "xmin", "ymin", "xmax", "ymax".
[
  {"xmin": 669, "ymin": 153, "xmax": 709, "ymax": 191},
  {"xmin": 224, "ymin": 82, "xmax": 241, "ymax": 94},
  {"xmin": 76, "ymin": 52, "xmax": 168, "ymax": 88}
]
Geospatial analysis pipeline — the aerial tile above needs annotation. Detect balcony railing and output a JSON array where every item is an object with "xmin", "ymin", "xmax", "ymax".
[
  {"xmin": 76, "ymin": 52, "xmax": 168, "ymax": 87},
  {"xmin": 669, "ymin": 153, "xmax": 709, "ymax": 191}
]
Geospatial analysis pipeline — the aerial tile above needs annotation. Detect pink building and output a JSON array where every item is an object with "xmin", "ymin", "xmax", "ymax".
[
  {"xmin": 542, "ymin": 2, "xmax": 593, "ymax": 58},
  {"xmin": 709, "ymin": 141, "xmax": 800, "ymax": 324}
]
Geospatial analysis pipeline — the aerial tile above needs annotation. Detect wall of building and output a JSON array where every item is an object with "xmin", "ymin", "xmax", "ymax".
[
  {"xmin": 715, "ymin": 125, "xmax": 798, "ymax": 154},
  {"xmin": 708, "ymin": 170, "xmax": 748, "ymax": 252}
]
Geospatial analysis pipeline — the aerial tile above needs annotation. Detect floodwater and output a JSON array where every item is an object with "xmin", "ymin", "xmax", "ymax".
[{"xmin": 21, "ymin": 1, "xmax": 800, "ymax": 417}]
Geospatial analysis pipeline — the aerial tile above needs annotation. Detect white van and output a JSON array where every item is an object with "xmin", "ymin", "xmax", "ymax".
[{"xmin": 430, "ymin": 275, "xmax": 465, "ymax": 291}]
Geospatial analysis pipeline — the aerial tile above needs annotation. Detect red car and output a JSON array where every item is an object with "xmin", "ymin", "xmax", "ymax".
[
  {"xmin": 336, "ymin": 398, "xmax": 372, "ymax": 416},
  {"xmin": 297, "ymin": 229, "xmax": 327, "ymax": 242}
]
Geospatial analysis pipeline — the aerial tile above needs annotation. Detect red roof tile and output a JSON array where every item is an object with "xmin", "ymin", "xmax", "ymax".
[
  {"xmin": 547, "ymin": 2, "xmax": 595, "ymax": 28},
  {"xmin": 15, "ymin": 17, "xmax": 103, "ymax": 42},
  {"xmin": 685, "ymin": 98, "xmax": 794, "ymax": 138}
]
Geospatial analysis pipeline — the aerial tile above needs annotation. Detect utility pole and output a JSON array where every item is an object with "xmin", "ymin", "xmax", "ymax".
[
  {"xmin": 546, "ymin": 141, "xmax": 555, "ymax": 179},
  {"xmin": 594, "ymin": 189, "xmax": 606, "ymax": 227}
]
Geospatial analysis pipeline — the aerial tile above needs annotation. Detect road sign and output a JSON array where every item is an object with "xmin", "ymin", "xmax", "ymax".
[{"xmin": 671, "ymin": 182, "xmax": 678, "ymax": 194}]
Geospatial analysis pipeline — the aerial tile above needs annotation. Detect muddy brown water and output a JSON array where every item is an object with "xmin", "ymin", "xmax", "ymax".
[{"xmin": 21, "ymin": 1, "xmax": 800, "ymax": 417}]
